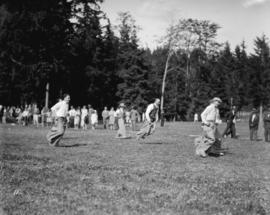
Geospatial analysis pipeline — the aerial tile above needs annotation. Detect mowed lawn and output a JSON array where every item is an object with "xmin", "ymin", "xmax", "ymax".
[{"xmin": 1, "ymin": 122, "xmax": 270, "ymax": 215}]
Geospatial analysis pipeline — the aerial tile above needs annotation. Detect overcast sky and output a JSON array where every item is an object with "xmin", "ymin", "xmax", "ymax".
[{"xmin": 100, "ymin": 0, "xmax": 269, "ymax": 54}]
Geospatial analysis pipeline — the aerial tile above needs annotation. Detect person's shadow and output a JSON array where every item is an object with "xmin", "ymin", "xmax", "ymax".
[{"xmin": 60, "ymin": 143, "xmax": 88, "ymax": 147}]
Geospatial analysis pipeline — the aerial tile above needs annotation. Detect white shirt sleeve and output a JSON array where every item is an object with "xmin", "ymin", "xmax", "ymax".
[
  {"xmin": 145, "ymin": 104, "xmax": 154, "ymax": 122},
  {"xmin": 201, "ymin": 105, "xmax": 211, "ymax": 124},
  {"xmin": 51, "ymin": 101, "xmax": 61, "ymax": 112}
]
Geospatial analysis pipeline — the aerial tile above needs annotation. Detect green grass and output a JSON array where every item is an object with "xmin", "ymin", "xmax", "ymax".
[{"xmin": 1, "ymin": 122, "xmax": 270, "ymax": 214}]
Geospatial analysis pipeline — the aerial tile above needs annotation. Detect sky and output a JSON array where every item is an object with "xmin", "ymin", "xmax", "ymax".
[{"xmin": 100, "ymin": 0, "xmax": 270, "ymax": 54}]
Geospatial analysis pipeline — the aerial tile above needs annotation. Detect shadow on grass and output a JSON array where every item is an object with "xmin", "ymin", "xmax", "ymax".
[
  {"xmin": 140, "ymin": 141, "xmax": 173, "ymax": 145},
  {"xmin": 59, "ymin": 143, "xmax": 88, "ymax": 148}
]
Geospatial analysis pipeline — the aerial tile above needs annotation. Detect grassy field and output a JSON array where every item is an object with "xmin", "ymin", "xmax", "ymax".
[{"xmin": 1, "ymin": 122, "xmax": 270, "ymax": 215}]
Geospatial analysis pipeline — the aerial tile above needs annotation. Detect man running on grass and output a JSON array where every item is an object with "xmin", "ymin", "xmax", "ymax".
[
  {"xmin": 136, "ymin": 98, "xmax": 160, "ymax": 140},
  {"xmin": 46, "ymin": 94, "xmax": 70, "ymax": 146}
]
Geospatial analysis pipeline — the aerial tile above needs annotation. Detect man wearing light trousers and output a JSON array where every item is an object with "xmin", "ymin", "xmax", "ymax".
[
  {"xmin": 195, "ymin": 97, "xmax": 224, "ymax": 157},
  {"xmin": 46, "ymin": 94, "xmax": 70, "ymax": 147},
  {"xmin": 136, "ymin": 98, "xmax": 160, "ymax": 140}
]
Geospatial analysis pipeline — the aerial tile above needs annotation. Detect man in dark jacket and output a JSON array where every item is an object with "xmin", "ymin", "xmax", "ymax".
[
  {"xmin": 263, "ymin": 106, "xmax": 270, "ymax": 142},
  {"xmin": 222, "ymin": 106, "xmax": 237, "ymax": 138},
  {"xmin": 249, "ymin": 108, "xmax": 259, "ymax": 141}
]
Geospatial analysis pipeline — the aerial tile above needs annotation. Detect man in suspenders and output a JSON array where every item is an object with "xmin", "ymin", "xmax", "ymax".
[{"xmin": 136, "ymin": 98, "xmax": 160, "ymax": 140}]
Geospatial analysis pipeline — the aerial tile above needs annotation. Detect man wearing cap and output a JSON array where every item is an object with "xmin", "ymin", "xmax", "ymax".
[
  {"xmin": 249, "ymin": 108, "xmax": 259, "ymax": 141},
  {"xmin": 136, "ymin": 98, "xmax": 160, "ymax": 140},
  {"xmin": 195, "ymin": 97, "xmax": 224, "ymax": 157}
]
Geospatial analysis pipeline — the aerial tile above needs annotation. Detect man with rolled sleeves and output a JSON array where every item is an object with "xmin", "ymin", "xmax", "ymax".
[
  {"xmin": 46, "ymin": 94, "xmax": 70, "ymax": 147},
  {"xmin": 263, "ymin": 106, "xmax": 270, "ymax": 142},
  {"xmin": 195, "ymin": 97, "xmax": 224, "ymax": 157}
]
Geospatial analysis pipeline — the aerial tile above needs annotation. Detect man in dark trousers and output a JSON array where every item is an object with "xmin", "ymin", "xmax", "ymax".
[
  {"xmin": 263, "ymin": 106, "xmax": 270, "ymax": 142},
  {"xmin": 222, "ymin": 105, "xmax": 237, "ymax": 138},
  {"xmin": 249, "ymin": 108, "xmax": 260, "ymax": 141}
]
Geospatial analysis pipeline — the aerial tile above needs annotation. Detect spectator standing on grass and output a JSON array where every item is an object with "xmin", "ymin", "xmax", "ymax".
[
  {"xmin": 194, "ymin": 97, "xmax": 224, "ymax": 158},
  {"xmin": 125, "ymin": 109, "xmax": 131, "ymax": 127},
  {"xmin": 102, "ymin": 106, "xmax": 109, "ymax": 129},
  {"xmin": 194, "ymin": 113, "xmax": 199, "ymax": 122},
  {"xmin": 81, "ymin": 105, "xmax": 88, "ymax": 130},
  {"xmin": 68, "ymin": 106, "xmax": 76, "ymax": 128},
  {"xmin": 46, "ymin": 110, "xmax": 53, "ymax": 127},
  {"xmin": 115, "ymin": 103, "xmax": 130, "ymax": 138},
  {"xmin": 46, "ymin": 94, "xmax": 70, "ymax": 147},
  {"xmin": 0, "ymin": 105, "xmax": 3, "ymax": 123},
  {"xmin": 16, "ymin": 107, "xmax": 23, "ymax": 125},
  {"xmin": 33, "ymin": 104, "xmax": 40, "ymax": 127},
  {"xmin": 222, "ymin": 105, "xmax": 237, "ymax": 138},
  {"xmin": 2, "ymin": 107, "xmax": 7, "ymax": 124},
  {"xmin": 91, "ymin": 110, "xmax": 98, "ymax": 130},
  {"xmin": 114, "ymin": 108, "xmax": 119, "ymax": 130},
  {"xmin": 41, "ymin": 106, "xmax": 48, "ymax": 127},
  {"xmin": 263, "ymin": 106, "xmax": 270, "ymax": 142},
  {"xmin": 130, "ymin": 106, "xmax": 139, "ymax": 131},
  {"xmin": 249, "ymin": 108, "xmax": 259, "ymax": 141},
  {"xmin": 22, "ymin": 107, "xmax": 29, "ymax": 126},
  {"xmin": 136, "ymin": 99, "xmax": 160, "ymax": 140},
  {"xmin": 74, "ymin": 107, "xmax": 81, "ymax": 129},
  {"xmin": 87, "ymin": 105, "xmax": 93, "ymax": 129},
  {"xmin": 108, "ymin": 107, "xmax": 115, "ymax": 130}
]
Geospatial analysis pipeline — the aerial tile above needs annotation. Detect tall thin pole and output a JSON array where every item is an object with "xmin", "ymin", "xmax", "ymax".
[
  {"xmin": 45, "ymin": 82, "xmax": 49, "ymax": 108},
  {"xmin": 160, "ymin": 52, "xmax": 171, "ymax": 127}
]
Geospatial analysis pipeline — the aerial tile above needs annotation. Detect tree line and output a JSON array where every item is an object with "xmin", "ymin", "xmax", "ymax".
[{"xmin": 0, "ymin": 0, "xmax": 270, "ymax": 120}]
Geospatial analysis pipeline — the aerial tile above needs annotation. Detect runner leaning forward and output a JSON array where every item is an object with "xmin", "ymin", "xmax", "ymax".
[
  {"xmin": 136, "ymin": 98, "xmax": 160, "ymax": 140},
  {"xmin": 46, "ymin": 94, "xmax": 70, "ymax": 147}
]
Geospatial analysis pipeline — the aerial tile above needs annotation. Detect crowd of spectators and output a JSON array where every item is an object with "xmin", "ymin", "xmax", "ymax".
[{"xmin": 0, "ymin": 103, "xmax": 143, "ymax": 130}]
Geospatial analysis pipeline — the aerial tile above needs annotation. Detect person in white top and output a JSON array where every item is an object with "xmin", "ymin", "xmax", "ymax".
[
  {"xmin": 46, "ymin": 94, "xmax": 70, "ymax": 146},
  {"xmin": 115, "ymin": 103, "xmax": 130, "ymax": 138},
  {"xmin": 81, "ymin": 105, "xmax": 88, "ymax": 130},
  {"xmin": 194, "ymin": 113, "xmax": 199, "ymax": 122},
  {"xmin": 91, "ymin": 110, "xmax": 98, "ymax": 129},
  {"xmin": 195, "ymin": 97, "xmax": 224, "ymax": 157},
  {"xmin": 136, "ymin": 98, "xmax": 160, "ymax": 140}
]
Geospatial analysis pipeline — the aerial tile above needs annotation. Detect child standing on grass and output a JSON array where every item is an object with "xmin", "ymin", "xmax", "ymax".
[{"xmin": 46, "ymin": 94, "xmax": 70, "ymax": 147}]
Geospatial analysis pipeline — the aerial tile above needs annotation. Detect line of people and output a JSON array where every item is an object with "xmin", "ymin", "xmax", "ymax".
[{"xmin": 0, "ymin": 103, "xmax": 143, "ymax": 131}]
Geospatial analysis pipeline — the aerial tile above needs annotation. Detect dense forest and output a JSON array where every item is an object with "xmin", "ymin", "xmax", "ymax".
[{"xmin": 0, "ymin": 0, "xmax": 269, "ymax": 120}]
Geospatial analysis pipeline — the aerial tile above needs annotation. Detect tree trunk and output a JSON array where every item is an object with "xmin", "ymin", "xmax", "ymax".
[
  {"xmin": 45, "ymin": 82, "xmax": 49, "ymax": 108},
  {"xmin": 160, "ymin": 52, "xmax": 171, "ymax": 127}
]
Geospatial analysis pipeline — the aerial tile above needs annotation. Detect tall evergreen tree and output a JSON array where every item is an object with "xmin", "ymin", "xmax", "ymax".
[{"xmin": 116, "ymin": 12, "xmax": 151, "ymax": 109}]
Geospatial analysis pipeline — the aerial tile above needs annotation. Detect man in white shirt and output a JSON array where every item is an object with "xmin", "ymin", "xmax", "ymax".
[
  {"xmin": 46, "ymin": 94, "xmax": 70, "ymax": 146},
  {"xmin": 136, "ymin": 98, "xmax": 160, "ymax": 140},
  {"xmin": 195, "ymin": 97, "xmax": 224, "ymax": 157}
]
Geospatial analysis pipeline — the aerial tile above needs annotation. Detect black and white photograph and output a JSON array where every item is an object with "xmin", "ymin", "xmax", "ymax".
[{"xmin": 0, "ymin": 0, "xmax": 270, "ymax": 214}]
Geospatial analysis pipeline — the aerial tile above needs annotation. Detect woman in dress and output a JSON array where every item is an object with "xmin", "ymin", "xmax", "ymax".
[{"xmin": 115, "ymin": 103, "xmax": 130, "ymax": 138}]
